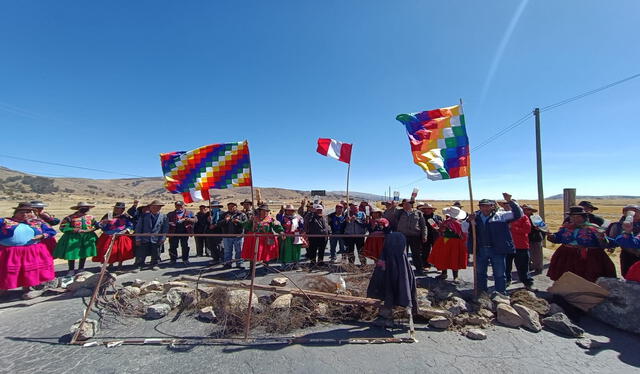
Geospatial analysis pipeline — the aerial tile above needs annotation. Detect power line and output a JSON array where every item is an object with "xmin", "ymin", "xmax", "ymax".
[
  {"xmin": 0, "ymin": 154, "xmax": 146, "ymax": 178},
  {"xmin": 540, "ymin": 72, "xmax": 640, "ymax": 113}
]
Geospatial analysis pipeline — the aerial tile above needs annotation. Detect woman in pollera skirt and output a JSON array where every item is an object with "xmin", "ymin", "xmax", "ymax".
[
  {"xmin": 242, "ymin": 204, "xmax": 284, "ymax": 269},
  {"xmin": 429, "ymin": 206, "xmax": 468, "ymax": 281},
  {"xmin": 93, "ymin": 202, "xmax": 134, "ymax": 270},
  {"xmin": 30, "ymin": 200, "xmax": 59, "ymax": 254},
  {"xmin": 0, "ymin": 203, "xmax": 56, "ymax": 299},
  {"xmin": 53, "ymin": 202, "xmax": 99, "ymax": 276},
  {"xmin": 278, "ymin": 204, "xmax": 305, "ymax": 270},
  {"xmin": 363, "ymin": 207, "xmax": 390, "ymax": 263},
  {"xmin": 547, "ymin": 206, "xmax": 616, "ymax": 282}
]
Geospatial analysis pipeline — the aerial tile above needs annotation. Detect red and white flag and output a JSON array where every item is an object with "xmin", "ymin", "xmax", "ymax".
[{"xmin": 316, "ymin": 138, "xmax": 352, "ymax": 164}]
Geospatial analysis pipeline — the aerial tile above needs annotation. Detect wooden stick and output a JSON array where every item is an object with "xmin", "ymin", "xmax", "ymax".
[
  {"xmin": 243, "ymin": 233, "xmax": 260, "ymax": 340},
  {"xmin": 346, "ymin": 162, "xmax": 351, "ymax": 205},
  {"xmin": 180, "ymin": 275, "xmax": 381, "ymax": 307},
  {"xmin": 70, "ymin": 232, "xmax": 118, "ymax": 344}
]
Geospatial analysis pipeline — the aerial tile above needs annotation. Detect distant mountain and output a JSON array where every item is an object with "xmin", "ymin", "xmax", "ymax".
[
  {"xmin": 546, "ymin": 194, "xmax": 640, "ymax": 200},
  {"xmin": 0, "ymin": 166, "xmax": 384, "ymax": 203}
]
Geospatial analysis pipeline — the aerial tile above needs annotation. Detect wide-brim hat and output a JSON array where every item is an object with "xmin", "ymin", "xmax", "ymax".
[
  {"xmin": 478, "ymin": 199, "xmax": 495, "ymax": 206},
  {"xmin": 13, "ymin": 202, "xmax": 34, "ymax": 211},
  {"xmin": 147, "ymin": 200, "xmax": 165, "ymax": 206},
  {"xmin": 283, "ymin": 204, "xmax": 296, "ymax": 211},
  {"xmin": 452, "ymin": 201, "xmax": 463, "ymax": 208},
  {"xmin": 30, "ymin": 200, "xmax": 46, "ymax": 208},
  {"xmin": 241, "ymin": 199, "xmax": 253, "ymax": 205},
  {"xmin": 401, "ymin": 199, "xmax": 414, "ymax": 205},
  {"xmin": 210, "ymin": 200, "xmax": 223, "ymax": 208},
  {"xmin": 442, "ymin": 206, "xmax": 468, "ymax": 220},
  {"xmin": 70, "ymin": 202, "xmax": 95, "ymax": 210},
  {"xmin": 521, "ymin": 204, "xmax": 538, "ymax": 212},
  {"xmin": 313, "ymin": 204, "xmax": 324, "ymax": 211},
  {"xmin": 257, "ymin": 204, "xmax": 270, "ymax": 211},
  {"xmin": 419, "ymin": 203, "xmax": 436, "ymax": 210},
  {"xmin": 113, "ymin": 202, "xmax": 126, "ymax": 209},
  {"xmin": 578, "ymin": 200, "xmax": 598, "ymax": 211},
  {"xmin": 370, "ymin": 207, "xmax": 383, "ymax": 215},
  {"xmin": 227, "ymin": 201, "xmax": 237, "ymax": 206},
  {"xmin": 566, "ymin": 206, "xmax": 589, "ymax": 216}
]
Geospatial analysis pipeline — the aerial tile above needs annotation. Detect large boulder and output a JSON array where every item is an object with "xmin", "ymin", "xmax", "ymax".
[
  {"xmin": 429, "ymin": 316, "xmax": 451, "ymax": 329},
  {"xmin": 590, "ymin": 277, "xmax": 640, "ymax": 334},
  {"xmin": 512, "ymin": 304, "xmax": 542, "ymax": 332},
  {"xmin": 271, "ymin": 294, "xmax": 293, "ymax": 309},
  {"xmin": 67, "ymin": 271, "xmax": 116, "ymax": 291},
  {"xmin": 444, "ymin": 296, "xmax": 468, "ymax": 317},
  {"xmin": 478, "ymin": 309, "xmax": 494, "ymax": 320},
  {"xmin": 270, "ymin": 277, "xmax": 288, "ymax": 287},
  {"xmin": 466, "ymin": 328, "xmax": 487, "ymax": 340},
  {"xmin": 70, "ymin": 318, "xmax": 99, "ymax": 341},
  {"xmin": 139, "ymin": 291, "xmax": 164, "ymax": 306},
  {"xmin": 417, "ymin": 307, "xmax": 452, "ymax": 320},
  {"xmin": 227, "ymin": 289, "xmax": 260, "ymax": 314},
  {"xmin": 496, "ymin": 303, "xmax": 522, "ymax": 328},
  {"xmin": 542, "ymin": 313, "xmax": 584, "ymax": 338},
  {"xmin": 146, "ymin": 303, "xmax": 171, "ymax": 319}
]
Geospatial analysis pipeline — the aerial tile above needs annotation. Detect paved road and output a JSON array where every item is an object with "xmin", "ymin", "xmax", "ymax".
[{"xmin": 0, "ymin": 243, "xmax": 639, "ymax": 374}]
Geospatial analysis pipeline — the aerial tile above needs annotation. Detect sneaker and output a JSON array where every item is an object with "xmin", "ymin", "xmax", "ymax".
[
  {"xmin": 182, "ymin": 260, "xmax": 190, "ymax": 266},
  {"xmin": 223, "ymin": 264, "xmax": 232, "ymax": 270},
  {"xmin": 169, "ymin": 260, "xmax": 177, "ymax": 265},
  {"xmin": 152, "ymin": 265, "xmax": 160, "ymax": 271},
  {"xmin": 22, "ymin": 290, "xmax": 44, "ymax": 300},
  {"xmin": 66, "ymin": 270, "xmax": 76, "ymax": 277}
]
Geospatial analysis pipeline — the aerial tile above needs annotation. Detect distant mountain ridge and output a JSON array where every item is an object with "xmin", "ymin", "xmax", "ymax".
[
  {"xmin": 0, "ymin": 166, "xmax": 384, "ymax": 203},
  {"xmin": 546, "ymin": 194, "xmax": 640, "ymax": 200}
]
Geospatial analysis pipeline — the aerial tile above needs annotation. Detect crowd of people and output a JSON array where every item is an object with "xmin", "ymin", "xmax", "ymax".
[{"xmin": 1, "ymin": 195, "xmax": 639, "ymax": 300}]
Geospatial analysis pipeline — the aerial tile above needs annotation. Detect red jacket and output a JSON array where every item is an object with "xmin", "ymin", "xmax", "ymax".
[{"xmin": 509, "ymin": 215, "xmax": 531, "ymax": 249}]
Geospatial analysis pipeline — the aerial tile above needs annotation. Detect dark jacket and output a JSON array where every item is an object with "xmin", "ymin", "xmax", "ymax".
[
  {"xmin": 423, "ymin": 213, "xmax": 443, "ymax": 244},
  {"xmin": 470, "ymin": 200, "xmax": 522, "ymax": 255},
  {"xmin": 219, "ymin": 211, "xmax": 247, "ymax": 236},
  {"xmin": 304, "ymin": 214, "xmax": 331, "ymax": 235},
  {"xmin": 395, "ymin": 209, "xmax": 427, "ymax": 241},
  {"xmin": 367, "ymin": 232, "xmax": 417, "ymax": 310},
  {"xmin": 135, "ymin": 212, "xmax": 169, "ymax": 244},
  {"xmin": 194, "ymin": 211, "xmax": 209, "ymax": 234},
  {"xmin": 167, "ymin": 209, "xmax": 196, "ymax": 234},
  {"xmin": 328, "ymin": 212, "xmax": 347, "ymax": 234}
]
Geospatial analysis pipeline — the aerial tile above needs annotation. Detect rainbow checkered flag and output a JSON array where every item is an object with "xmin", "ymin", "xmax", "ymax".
[
  {"xmin": 160, "ymin": 141, "xmax": 252, "ymax": 203},
  {"xmin": 396, "ymin": 104, "xmax": 469, "ymax": 180}
]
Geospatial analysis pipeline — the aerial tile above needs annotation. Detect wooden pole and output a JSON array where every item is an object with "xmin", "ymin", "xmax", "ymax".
[
  {"xmin": 246, "ymin": 140, "xmax": 255, "ymax": 206},
  {"xmin": 534, "ymin": 108, "xmax": 545, "ymax": 220},
  {"xmin": 346, "ymin": 162, "xmax": 351, "ymax": 205},
  {"xmin": 70, "ymin": 233, "xmax": 118, "ymax": 344},
  {"xmin": 460, "ymin": 99, "xmax": 478, "ymax": 298},
  {"xmin": 243, "ymin": 138, "xmax": 258, "ymax": 341}
]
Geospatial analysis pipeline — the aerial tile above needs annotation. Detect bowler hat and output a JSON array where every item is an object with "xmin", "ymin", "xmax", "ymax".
[
  {"xmin": 478, "ymin": 199, "xmax": 495, "ymax": 206},
  {"xmin": 567, "ymin": 206, "xmax": 589, "ymax": 216},
  {"xmin": 283, "ymin": 204, "xmax": 296, "ymax": 211},
  {"xmin": 241, "ymin": 199, "xmax": 253, "ymax": 205},
  {"xmin": 210, "ymin": 200, "xmax": 223, "ymax": 208},
  {"xmin": 452, "ymin": 201, "xmax": 463, "ymax": 208},
  {"xmin": 257, "ymin": 204, "xmax": 270, "ymax": 211},
  {"xmin": 113, "ymin": 202, "xmax": 126, "ymax": 209},
  {"xmin": 148, "ymin": 200, "xmax": 165, "ymax": 206},
  {"xmin": 521, "ymin": 204, "xmax": 538, "ymax": 212},
  {"xmin": 13, "ymin": 202, "xmax": 34, "ymax": 211},
  {"xmin": 70, "ymin": 202, "xmax": 95, "ymax": 210},
  {"xmin": 578, "ymin": 201, "xmax": 598, "ymax": 211}
]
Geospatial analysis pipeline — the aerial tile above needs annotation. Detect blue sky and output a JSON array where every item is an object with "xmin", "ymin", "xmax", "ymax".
[{"xmin": 1, "ymin": 0, "xmax": 639, "ymax": 200}]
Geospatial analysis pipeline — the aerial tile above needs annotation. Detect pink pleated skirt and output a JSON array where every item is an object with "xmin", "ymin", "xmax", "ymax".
[{"xmin": 0, "ymin": 243, "xmax": 55, "ymax": 290}]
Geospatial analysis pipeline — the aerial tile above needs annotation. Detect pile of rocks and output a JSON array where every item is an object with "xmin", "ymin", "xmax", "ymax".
[{"xmin": 415, "ymin": 285, "xmax": 584, "ymax": 340}]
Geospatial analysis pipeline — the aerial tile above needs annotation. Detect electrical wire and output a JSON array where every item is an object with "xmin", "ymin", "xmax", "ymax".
[{"xmin": 0, "ymin": 154, "xmax": 146, "ymax": 178}]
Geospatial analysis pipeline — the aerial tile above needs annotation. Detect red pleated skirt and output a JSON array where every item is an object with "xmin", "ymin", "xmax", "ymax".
[
  {"xmin": 428, "ymin": 237, "xmax": 468, "ymax": 271},
  {"xmin": 626, "ymin": 261, "xmax": 640, "ymax": 282},
  {"xmin": 0, "ymin": 243, "xmax": 55, "ymax": 290},
  {"xmin": 547, "ymin": 244, "xmax": 617, "ymax": 283},
  {"xmin": 363, "ymin": 235, "xmax": 385, "ymax": 260},
  {"xmin": 92, "ymin": 234, "xmax": 134, "ymax": 264},
  {"xmin": 241, "ymin": 235, "xmax": 280, "ymax": 262}
]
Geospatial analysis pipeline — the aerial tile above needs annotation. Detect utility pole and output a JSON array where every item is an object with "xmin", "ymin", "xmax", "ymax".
[{"xmin": 534, "ymin": 108, "xmax": 545, "ymax": 220}]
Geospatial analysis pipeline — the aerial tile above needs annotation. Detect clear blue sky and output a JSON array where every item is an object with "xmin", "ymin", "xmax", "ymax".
[{"xmin": 1, "ymin": 0, "xmax": 639, "ymax": 200}]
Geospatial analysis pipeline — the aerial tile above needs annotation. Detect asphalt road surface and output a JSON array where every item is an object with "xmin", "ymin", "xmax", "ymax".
[{"xmin": 0, "ymin": 241, "xmax": 638, "ymax": 374}]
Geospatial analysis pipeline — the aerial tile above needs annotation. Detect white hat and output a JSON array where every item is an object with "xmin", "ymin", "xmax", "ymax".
[
  {"xmin": 442, "ymin": 206, "xmax": 467, "ymax": 220},
  {"xmin": 313, "ymin": 204, "xmax": 324, "ymax": 210}
]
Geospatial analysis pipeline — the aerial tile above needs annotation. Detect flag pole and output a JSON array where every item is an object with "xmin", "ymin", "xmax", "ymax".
[
  {"xmin": 243, "ymin": 139, "xmax": 259, "ymax": 341},
  {"xmin": 460, "ymin": 98, "xmax": 478, "ymax": 298},
  {"xmin": 346, "ymin": 162, "xmax": 351, "ymax": 205}
]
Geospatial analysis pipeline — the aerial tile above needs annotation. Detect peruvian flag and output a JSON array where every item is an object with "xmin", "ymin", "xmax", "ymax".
[
  {"xmin": 182, "ymin": 188, "xmax": 211, "ymax": 204},
  {"xmin": 316, "ymin": 138, "xmax": 352, "ymax": 164}
]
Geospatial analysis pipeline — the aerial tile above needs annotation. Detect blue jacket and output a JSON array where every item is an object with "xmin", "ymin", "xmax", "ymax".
[
  {"xmin": 470, "ymin": 201, "xmax": 523, "ymax": 255},
  {"xmin": 135, "ymin": 212, "xmax": 169, "ymax": 244}
]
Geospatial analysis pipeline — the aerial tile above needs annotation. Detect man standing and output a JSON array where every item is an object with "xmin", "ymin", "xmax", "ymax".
[
  {"xmin": 194, "ymin": 205, "xmax": 210, "ymax": 257},
  {"xmin": 240, "ymin": 199, "xmax": 255, "ymax": 222},
  {"xmin": 328, "ymin": 203, "xmax": 347, "ymax": 262},
  {"xmin": 134, "ymin": 200, "xmax": 169, "ymax": 271},
  {"xmin": 304, "ymin": 204, "xmax": 331, "ymax": 267},
  {"xmin": 419, "ymin": 203, "xmax": 442, "ymax": 270},
  {"xmin": 220, "ymin": 202, "xmax": 247, "ymax": 269},
  {"xmin": 344, "ymin": 203, "xmax": 367, "ymax": 264},
  {"xmin": 505, "ymin": 204, "xmax": 533, "ymax": 290},
  {"xmin": 523, "ymin": 204, "xmax": 545, "ymax": 274},
  {"xmin": 167, "ymin": 201, "xmax": 196, "ymax": 265},
  {"xmin": 206, "ymin": 201, "xmax": 225, "ymax": 263},
  {"xmin": 469, "ymin": 193, "xmax": 522, "ymax": 295},
  {"xmin": 394, "ymin": 199, "xmax": 427, "ymax": 275}
]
